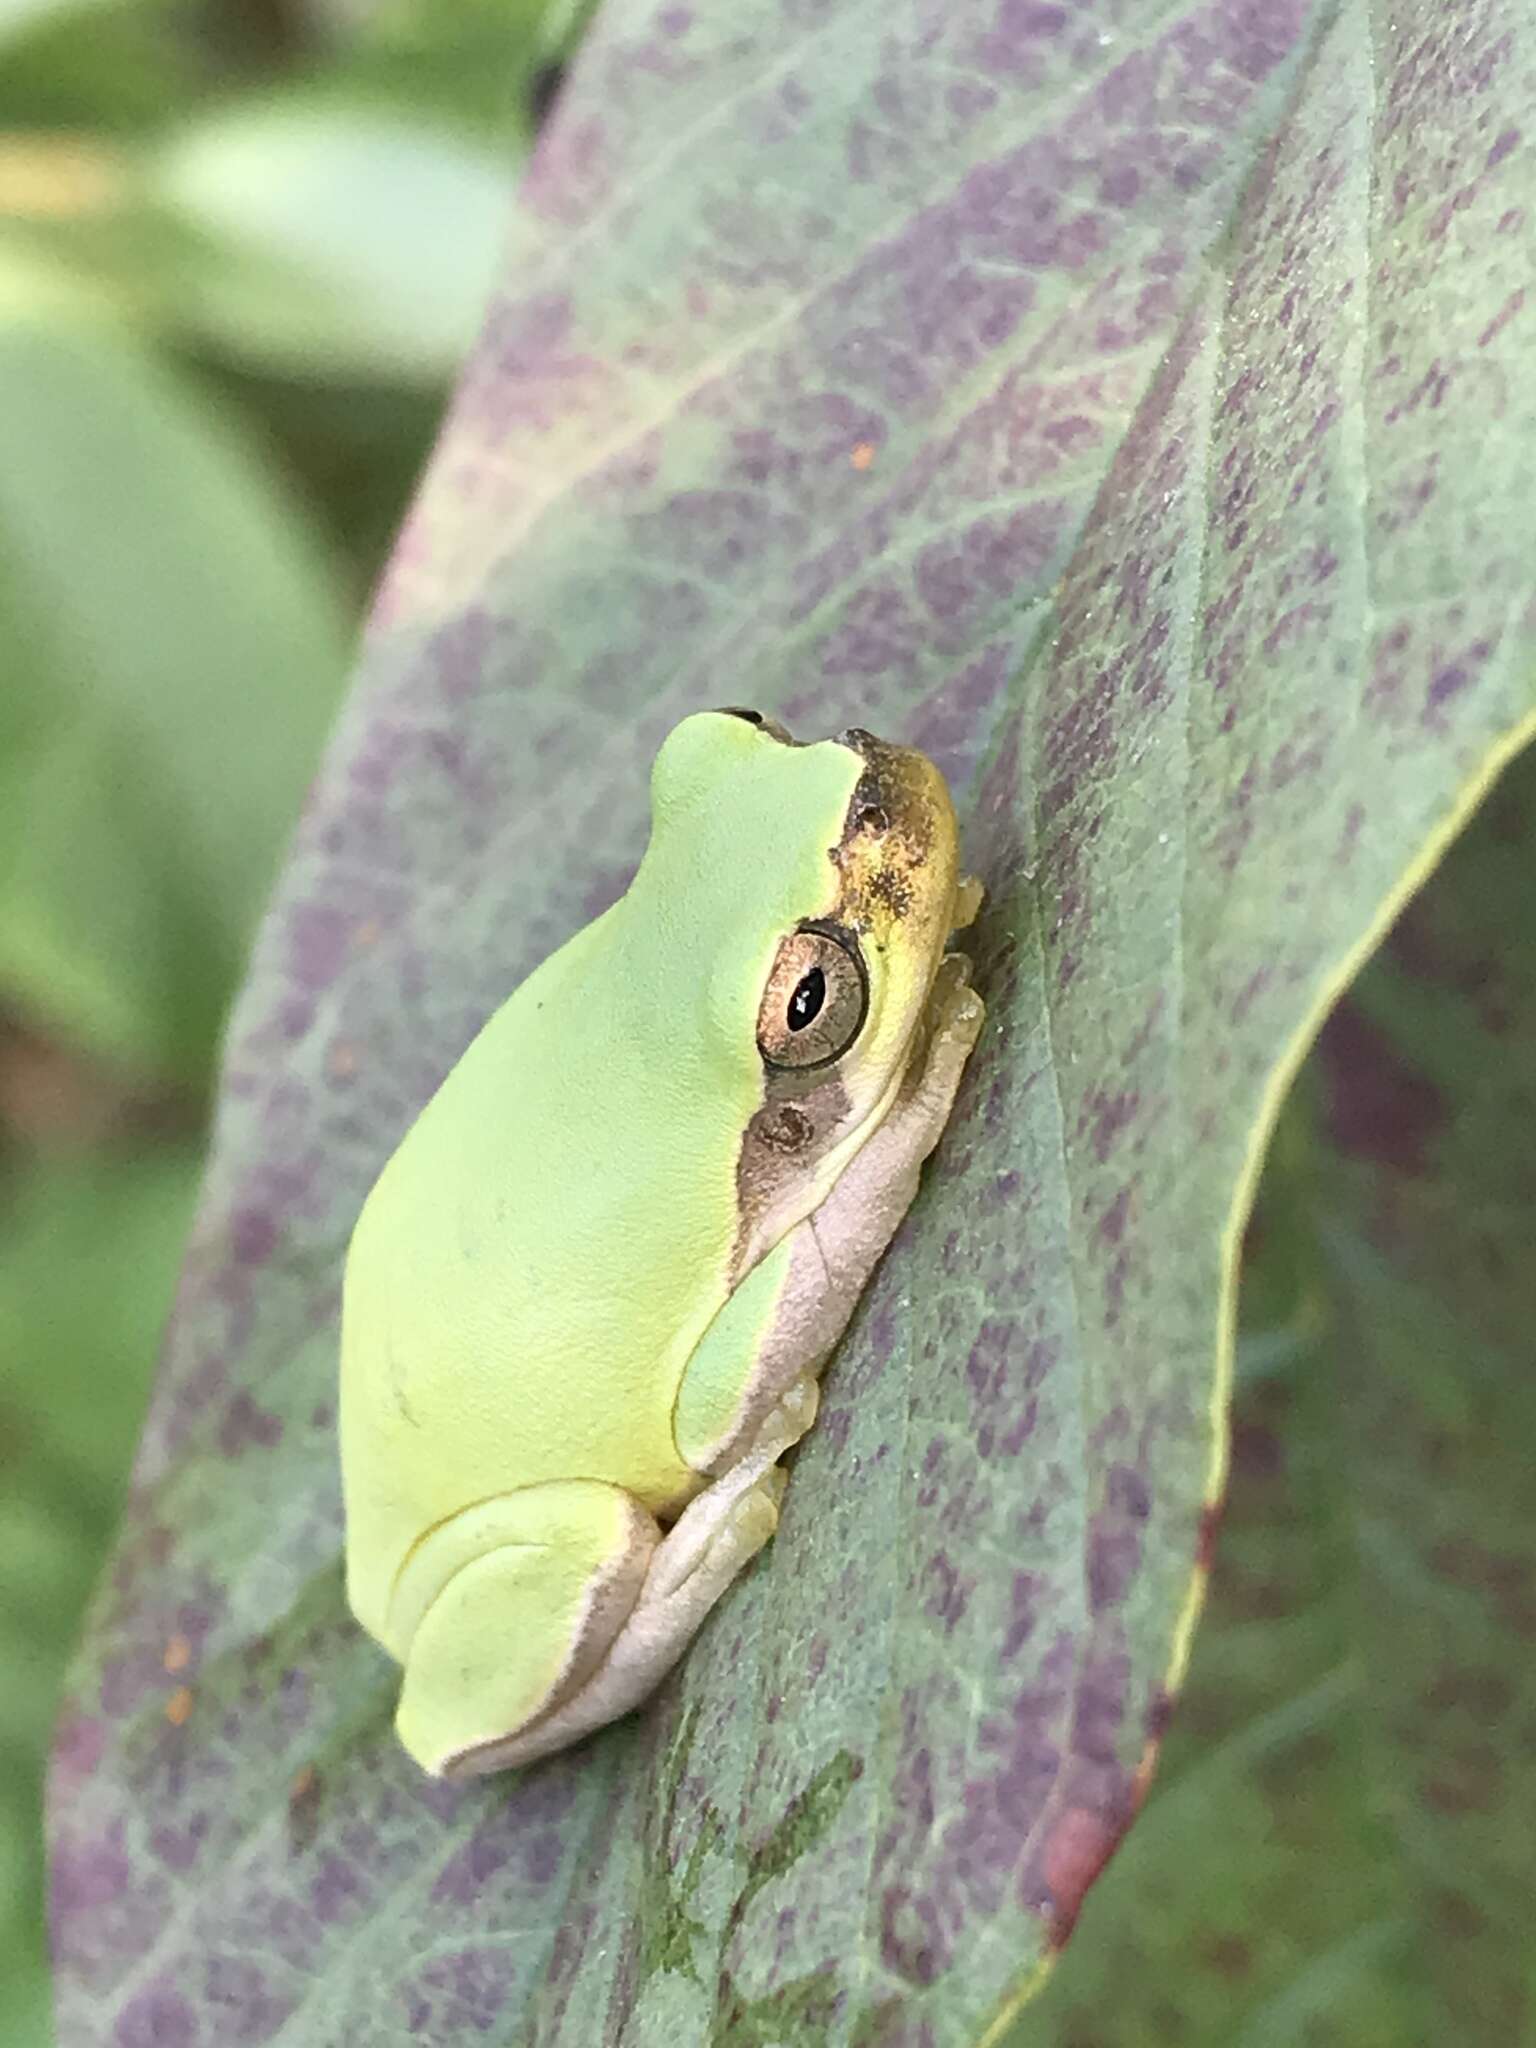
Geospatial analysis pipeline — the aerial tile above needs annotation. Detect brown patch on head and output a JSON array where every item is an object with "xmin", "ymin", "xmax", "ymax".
[
  {"xmin": 734, "ymin": 1065, "xmax": 852, "ymax": 1278},
  {"xmin": 828, "ymin": 728, "xmax": 951, "ymax": 947},
  {"xmin": 754, "ymin": 1102, "xmax": 816, "ymax": 1153},
  {"xmin": 1203, "ymin": 1934, "xmax": 1255, "ymax": 1980},
  {"xmin": 867, "ymin": 863, "xmax": 915, "ymax": 920},
  {"xmin": 729, "ymin": 722, "xmax": 961, "ymax": 1277}
]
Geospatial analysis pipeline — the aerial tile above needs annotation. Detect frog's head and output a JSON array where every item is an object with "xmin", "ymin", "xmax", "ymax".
[{"xmin": 644, "ymin": 707, "xmax": 973, "ymax": 1276}]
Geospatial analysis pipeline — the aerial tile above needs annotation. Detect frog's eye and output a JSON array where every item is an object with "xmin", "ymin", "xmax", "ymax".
[{"xmin": 756, "ymin": 924, "xmax": 868, "ymax": 1070}]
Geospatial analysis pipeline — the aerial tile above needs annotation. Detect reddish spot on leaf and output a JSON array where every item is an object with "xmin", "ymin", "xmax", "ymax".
[
  {"xmin": 1043, "ymin": 1805, "xmax": 1125, "ymax": 1947},
  {"xmin": 1196, "ymin": 1499, "xmax": 1224, "ymax": 1572},
  {"xmin": 1144, "ymin": 1686, "xmax": 1177, "ymax": 1743}
]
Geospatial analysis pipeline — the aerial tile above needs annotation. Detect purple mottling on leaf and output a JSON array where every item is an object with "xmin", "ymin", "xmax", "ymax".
[
  {"xmin": 51, "ymin": 1822, "xmax": 131, "ymax": 1917},
  {"xmin": 1107, "ymin": 1462, "xmax": 1152, "ymax": 1521},
  {"xmin": 115, "ymin": 1982, "xmax": 195, "ymax": 2048},
  {"xmin": 49, "ymin": 0, "xmax": 1536, "ymax": 2040},
  {"xmin": 1096, "ymin": 1186, "xmax": 1132, "ymax": 1246},
  {"xmin": 1087, "ymin": 1518, "xmax": 1141, "ymax": 1613},
  {"xmin": 229, "ymin": 1207, "xmax": 277, "ymax": 1267},
  {"xmin": 212, "ymin": 1961, "xmax": 296, "ymax": 2043},
  {"xmin": 310, "ymin": 1853, "xmax": 367, "ymax": 1928},
  {"xmin": 284, "ymin": 905, "xmax": 353, "ymax": 995},
  {"xmin": 51, "ymin": 1711, "xmax": 106, "ymax": 1795},
  {"xmin": 217, "ymin": 1392, "xmax": 284, "ymax": 1459},
  {"xmin": 150, "ymin": 1815, "xmax": 208, "ymax": 1874}
]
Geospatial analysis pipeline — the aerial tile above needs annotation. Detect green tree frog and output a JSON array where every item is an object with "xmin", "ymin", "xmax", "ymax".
[{"xmin": 339, "ymin": 709, "xmax": 984, "ymax": 1776}]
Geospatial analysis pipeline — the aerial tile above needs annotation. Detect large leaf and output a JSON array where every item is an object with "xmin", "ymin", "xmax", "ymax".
[
  {"xmin": 1022, "ymin": 746, "xmax": 1536, "ymax": 2045},
  {"xmin": 48, "ymin": 1, "xmax": 1536, "ymax": 2042}
]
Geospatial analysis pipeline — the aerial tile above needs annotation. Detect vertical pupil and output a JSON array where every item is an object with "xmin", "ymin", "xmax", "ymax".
[{"xmin": 788, "ymin": 966, "xmax": 826, "ymax": 1031}]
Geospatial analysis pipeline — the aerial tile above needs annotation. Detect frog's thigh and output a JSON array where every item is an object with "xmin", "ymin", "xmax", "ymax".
[{"xmin": 393, "ymin": 1480, "xmax": 656, "ymax": 1778}]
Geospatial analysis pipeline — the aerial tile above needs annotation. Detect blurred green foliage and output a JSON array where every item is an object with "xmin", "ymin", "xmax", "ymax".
[{"xmin": 0, "ymin": 0, "xmax": 576, "ymax": 2035}]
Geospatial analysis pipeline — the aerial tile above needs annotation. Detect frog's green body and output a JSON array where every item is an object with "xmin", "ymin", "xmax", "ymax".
[{"xmin": 340, "ymin": 710, "xmax": 984, "ymax": 1775}]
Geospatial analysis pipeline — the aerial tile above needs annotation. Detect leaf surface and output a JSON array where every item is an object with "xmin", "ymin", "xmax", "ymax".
[
  {"xmin": 1024, "ymin": 744, "xmax": 1536, "ymax": 2046},
  {"xmin": 49, "ymin": 2, "xmax": 1536, "ymax": 2042}
]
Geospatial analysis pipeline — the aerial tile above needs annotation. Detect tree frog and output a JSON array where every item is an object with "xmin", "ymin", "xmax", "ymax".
[{"xmin": 339, "ymin": 709, "xmax": 984, "ymax": 1776}]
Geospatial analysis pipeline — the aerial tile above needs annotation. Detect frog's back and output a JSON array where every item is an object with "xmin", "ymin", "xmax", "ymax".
[
  {"xmin": 340, "ymin": 903, "xmax": 747, "ymax": 1636},
  {"xmin": 340, "ymin": 713, "xmax": 872, "ymax": 1647}
]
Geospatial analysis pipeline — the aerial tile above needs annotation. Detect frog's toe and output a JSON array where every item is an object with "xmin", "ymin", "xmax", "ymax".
[{"xmin": 952, "ymin": 873, "xmax": 985, "ymax": 931}]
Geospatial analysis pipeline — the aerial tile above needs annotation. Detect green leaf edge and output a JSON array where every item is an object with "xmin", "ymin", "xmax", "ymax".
[{"xmin": 977, "ymin": 701, "xmax": 1536, "ymax": 2048}]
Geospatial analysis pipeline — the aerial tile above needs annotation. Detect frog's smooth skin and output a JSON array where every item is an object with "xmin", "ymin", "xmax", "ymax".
[{"xmin": 339, "ymin": 709, "xmax": 985, "ymax": 1777}]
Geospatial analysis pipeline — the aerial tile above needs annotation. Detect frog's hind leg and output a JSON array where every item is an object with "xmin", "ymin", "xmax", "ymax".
[
  {"xmin": 390, "ymin": 1479, "xmax": 658, "ymax": 1778},
  {"xmin": 442, "ymin": 1381, "xmax": 816, "ymax": 1775}
]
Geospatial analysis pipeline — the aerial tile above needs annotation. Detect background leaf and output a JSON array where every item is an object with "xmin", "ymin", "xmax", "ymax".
[
  {"xmin": 47, "ymin": 1, "xmax": 1536, "ymax": 2044},
  {"xmin": 0, "ymin": 0, "xmax": 190, "ymax": 133},
  {"xmin": 0, "ymin": 1144, "xmax": 202, "ymax": 2045},
  {"xmin": 0, "ymin": 291, "xmax": 350, "ymax": 1077},
  {"xmin": 1024, "ymin": 743, "xmax": 1536, "ymax": 2046},
  {"xmin": 151, "ymin": 104, "xmax": 522, "ymax": 382}
]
